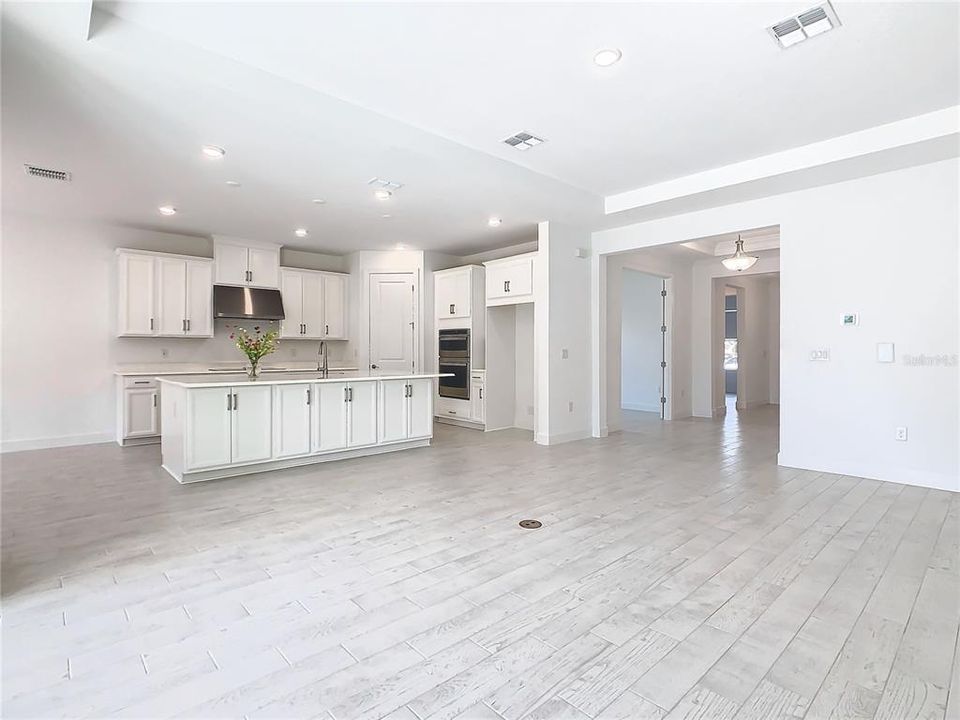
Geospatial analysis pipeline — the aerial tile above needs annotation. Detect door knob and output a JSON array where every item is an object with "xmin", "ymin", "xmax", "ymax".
[{"xmin": 371, "ymin": 363, "xmax": 380, "ymax": 369}]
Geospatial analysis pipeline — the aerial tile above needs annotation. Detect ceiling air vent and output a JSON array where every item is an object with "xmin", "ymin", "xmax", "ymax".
[
  {"xmin": 768, "ymin": 2, "xmax": 840, "ymax": 48},
  {"xmin": 502, "ymin": 132, "xmax": 546, "ymax": 151},
  {"xmin": 24, "ymin": 164, "xmax": 72, "ymax": 182},
  {"xmin": 367, "ymin": 177, "xmax": 403, "ymax": 191}
]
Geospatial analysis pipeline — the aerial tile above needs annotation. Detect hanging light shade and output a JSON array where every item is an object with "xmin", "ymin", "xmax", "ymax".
[{"xmin": 721, "ymin": 235, "xmax": 758, "ymax": 272}]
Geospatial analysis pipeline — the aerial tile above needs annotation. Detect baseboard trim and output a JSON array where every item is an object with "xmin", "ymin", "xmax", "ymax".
[
  {"xmin": 1, "ymin": 432, "xmax": 115, "ymax": 454},
  {"xmin": 536, "ymin": 429, "xmax": 593, "ymax": 446},
  {"xmin": 621, "ymin": 402, "xmax": 660, "ymax": 413},
  {"xmin": 434, "ymin": 416, "xmax": 484, "ymax": 431},
  {"xmin": 777, "ymin": 451, "xmax": 959, "ymax": 493}
]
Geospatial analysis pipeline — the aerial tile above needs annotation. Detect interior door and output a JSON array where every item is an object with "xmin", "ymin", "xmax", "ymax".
[
  {"xmin": 247, "ymin": 247, "xmax": 279, "ymax": 288},
  {"xmin": 119, "ymin": 254, "xmax": 156, "ymax": 335},
  {"xmin": 215, "ymin": 244, "xmax": 249, "ymax": 286},
  {"xmin": 156, "ymin": 258, "xmax": 187, "ymax": 335},
  {"xmin": 378, "ymin": 379, "xmax": 409, "ymax": 443},
  {"xmin": 407, "ymin": 378, "xmax": 433, "ymax": 439},
  {"xmin": 348, "ymin": 382, "xmax": 378, "ymax": 447},
  {"xmin": 369, "ymin": 273, "xmax": 416, "ymax": 374},
  {"xmin": 301, "ymin": 272, "xmax": 324, "ymax": 339},
  {"xmin": 322, "ymin": 274, "xmax": 346, "ymax": 338},
  {"xmin": 273, "ymin": 384, "xmax": 312, "ymax": 458},
  {"xmin": 186, "ymin": 387, "xmax": 232, "ymax": 469},
  {"xmin": 231, "ymin": 385, "xmax": 272, "ymax": 464},
  {"xmin": 280, "ymin": 271, "xmax": 303, "ymax": 338},
  {"xmin": 315, "ymin": 381, "xmax": 348, "ymax": 452},
  {"xmin": 185, "ymin": 260, "xmax": 213, "ymax": 336}
]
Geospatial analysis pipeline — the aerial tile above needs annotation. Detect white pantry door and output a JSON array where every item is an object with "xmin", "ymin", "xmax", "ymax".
[{"xmin": 368, "ymin": 273, "xmax": 416, "ymax": 375}]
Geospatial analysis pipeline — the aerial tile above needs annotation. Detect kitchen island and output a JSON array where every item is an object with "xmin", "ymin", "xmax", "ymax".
[{"xmin": 158, "ymin": 372, "xmax": 448, "ymax": 483}]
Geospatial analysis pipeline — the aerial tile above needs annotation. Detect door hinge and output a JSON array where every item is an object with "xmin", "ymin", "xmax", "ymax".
[
  {"xmin": 661, "ymin": 289, "xmax": 667, "ymax": 297},
  {"xmin": 661, "ymin": 325, "xmax": 667, "ymax": 333},
  {"xmin": 661, "ymin": 361, "xmax": 667, "ymax": 368},
  {"xmin": 661, "ymin": 396, "xmax": 667, "ymax": 404}
]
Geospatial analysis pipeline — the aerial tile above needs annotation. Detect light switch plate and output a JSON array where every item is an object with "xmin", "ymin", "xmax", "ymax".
[
  {"xmin": 842, "ymin": 313, "xmax": 859, "ymax": 326},
  {"xmin": 877, "ymin": 343, "xmax": 895, "ymax": 363},
  {"xmin": 810, "ymin": 349, "xmax": 830, "ymax": 361}
]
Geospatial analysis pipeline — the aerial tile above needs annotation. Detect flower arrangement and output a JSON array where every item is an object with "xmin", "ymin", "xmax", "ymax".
[{"xmin": 228, "ymin": 324, "xmax": 279, "ymax": 379}]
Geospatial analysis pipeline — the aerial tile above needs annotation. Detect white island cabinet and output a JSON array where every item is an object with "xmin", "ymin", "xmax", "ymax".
[{"xmin": 159, "ymin": 372, "xmax": 447, "ymax": 483}]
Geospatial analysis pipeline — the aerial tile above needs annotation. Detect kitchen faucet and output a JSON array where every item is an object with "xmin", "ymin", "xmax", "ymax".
[{"xmin": 317, "ymin": 340, "xmax": 328, "ymax": 378}]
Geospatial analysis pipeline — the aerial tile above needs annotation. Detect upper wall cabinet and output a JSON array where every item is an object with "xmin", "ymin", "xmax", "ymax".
[
  {"xmin": 485, "ymin": 252, "xmax": 536, "ymax": 306},
  {"xmin": 279, "ymin": 267, "xmax": 348, "ymax": 340},
  {"xmin": 116, "ymin": 249, "xmax": 213, "ymax": 338},
  {"xmin": 213, "ymin": 238, "xmax": 281, "ymax": 289},
  {"xmin": 434, "ymin": 265, "xmax": 483, "ymax": 319}
]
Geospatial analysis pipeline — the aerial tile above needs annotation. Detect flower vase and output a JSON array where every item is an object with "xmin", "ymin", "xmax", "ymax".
[{"xmin": 247, "ymin": 361, "xmax": 261, "ymax": 380}]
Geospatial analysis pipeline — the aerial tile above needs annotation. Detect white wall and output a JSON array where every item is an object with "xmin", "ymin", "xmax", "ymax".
[
  {"xmin": 536, "ymin": 221, "xmax": 593, "ymax": 445},
  {"xmin": 0, "ymin": 214, "xmax": 351, "ymax": 451},
  {"xmin": 593, "ymin": 158, "xmax": 959, "ymax": 492},
  {"xmin": 769, "ymin": 276, "xmax": 780, "ymax": 404},
  {"xmin": 620, "ymin": 269, "xmax": 664, "ymax": 413},
  {"xmin": 514, "ymin": 303, "xmax": 535, "ymax": 430}
]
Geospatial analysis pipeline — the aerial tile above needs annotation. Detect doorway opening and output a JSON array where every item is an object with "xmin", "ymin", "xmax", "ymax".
[{"xmin": 621, "ymin": 269, "xmax": 670, "ymax": 421}]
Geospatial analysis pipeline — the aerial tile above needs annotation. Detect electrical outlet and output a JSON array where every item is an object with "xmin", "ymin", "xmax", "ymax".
[
  {"xmin": 160, "ymin": 348, "xmax": 169, "ymax": 359},
  {"xmin": 561, "ymin": 348, "xmax": 569, "ymax": 360},
  {"xmin": 568, "ymin": 401, "xmax": 574, "ymax": 412},
  {"xmin": 895, "ymin": 427, "xmax": 908, "ymax": 441}
]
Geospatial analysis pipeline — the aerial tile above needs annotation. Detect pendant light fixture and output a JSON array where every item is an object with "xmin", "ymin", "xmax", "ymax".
[{"xmin": 722, "ymin": 235, "xmax": 758, "ymax": 272}]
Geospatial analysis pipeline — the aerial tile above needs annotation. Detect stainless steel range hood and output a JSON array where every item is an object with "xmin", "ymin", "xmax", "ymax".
[{"xmin": 213, "ymin": 285, "xmax": 285, "ymax": 321}]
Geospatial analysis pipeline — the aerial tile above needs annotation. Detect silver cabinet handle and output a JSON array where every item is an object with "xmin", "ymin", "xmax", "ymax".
[
  {"xmin": 505, "ymin": 280, "xmax": 511, "ymax": 293},
  {"xmin": 134, "ymin": 380, "xmax": 149, "ymax": 385},
  {"xmin": 344, "ymin": 386, "xmax": 349, "ymax": 403},
  {"xmin": 182, "ymin": 319, "xmax": 186, "ymax": 332},
  {"xmin": 227, "ymin": 393, "xmax": 232, "ymax": 411},
  {"xmin": 186, "ymin": 319, "xmax": 191, "ymax": 332},
  {"xmin": 150, "ymin": 318, "xmax": 154, "ymax": 331},
  {"xmin": 348, "ymin": 387, "xmax": 353, "ymax": 402},
  {"xmin": 449, "ymin": 304, "xmax": 455, "ymax": 315},
  {"xmin": 479, "ymin": 388, "xmax": 483, "ymax": 399},
  {"xmin": 153, "ymin": 393, "xmax": 158, "ymax": 407},
  {"xmin": 325, "ymin": 324, "xmax": 329, "ymax": 335},
  {"xmin": 306, "ymin": 388, "xmax": 311, "ymax": 405},
  {"xmin": 233, "ymin": 393, "xmax": 238, "ymax": 410}
]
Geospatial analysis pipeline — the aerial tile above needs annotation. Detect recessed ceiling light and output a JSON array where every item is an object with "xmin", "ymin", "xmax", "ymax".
[
  {"xmin": 294, "ymin": 228, "xmax": 308, "ymax": 238},
  {"xmin": 158, "ymin": 205, "xmax": 177, "ymax": 216},
  {"xmin": 382, "ymin": 214, "xmax": 392, "ymax": 219},
  {"xmin": 201, "ymin": 144, "xmax": 226, "ymax": 158},
  {"xmin": 374, "ymin": 189, "xmax": 392, "ymax": 200},
  {"xmin": 312, "ymin": 198, "xmax": 326, "ymax": 204},
  {"xmin": 488, "ymin": 217, "xmax": 502, "ymax": 228},
  {"xmin": 593, "ymin": 48, "xmax": 622, "ymax": 67},
  {"xmin": 225, "ymin": 180, "xmax": 241, "ymax": 187}
]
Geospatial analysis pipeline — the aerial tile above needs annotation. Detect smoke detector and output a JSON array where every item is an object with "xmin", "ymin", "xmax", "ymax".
[
  {"xmin": 502, "ymin": 132, "xmax": 546, "ymax": 151},
  {"xmin": 769, "ymin": 2, "xmax": 840, "ymax": 49},
  {"xmin": 24, "ymin": 164, "xmax": 72, "ymax": 182}
]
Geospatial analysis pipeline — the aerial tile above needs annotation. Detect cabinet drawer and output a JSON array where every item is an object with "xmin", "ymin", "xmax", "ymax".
[
  {"xmin": 436, "ymin": 396, "xmax": 470, "ymax": 418},
  {"xmin": 124, "ymin": 377, "xmax": 159, "ymax": 389}
]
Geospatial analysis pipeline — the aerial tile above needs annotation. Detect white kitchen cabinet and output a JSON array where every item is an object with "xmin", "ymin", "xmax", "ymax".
[
  {"xmin": 117, "ymin": 250, "xmax": 212, "ymax": 338},
  {"xmin": 185, "ymin": 387, "xmax": 233, "ymax": 470},
  {"xmin": 124, "ymin": 387, "xmax": 159, "ymax": 438},
  {"xmin": 485, "ymin": 253, "xmax": 536, "ymax": 306},
  {"xmin": 117, "ymin": 252, "xmax": 156, "ymax": 336},
  {"xmin": 435, "ymin": 267, "xmax": 472, "ymax": 319},
  {"xmin": 348, "ymin": 381, "xmax": 378, "ymax": 447},
  {"xmin": 280, "ymin": 267, "xmax": 349, "ymax": 339},
  {"xmin": 380, "ymin": 378, "xmax": 433, "ymax": 442},
  {"xmin": 231, "ymin": 385, "xmax": 273, "ymax": 464},
  {"xmin": 314, "ymin": 381, "xmax": 349, "ymax": 452},
  {"xmin": 214, "ymin": 238, "xmax": 281, "ymax": 289},
  {"xmin": 470, "ymin": 373, "xmax": 485, "ymax": 424},
  {"xmin": 273, "ymin": 383, "xmax": 312, "ymax": 458},
  {"xmin": 322, "ymin": 273, "xmax": 347, "ymax": 339}
]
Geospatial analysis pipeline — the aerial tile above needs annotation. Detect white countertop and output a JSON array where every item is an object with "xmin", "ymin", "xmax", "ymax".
[
  {"xmin": 115, "ymin": 362, "xmax": 359, "ymax": 377},
  {"xmin": 157, "ymin": 372, "xmax": 451, "ymax": 388}
]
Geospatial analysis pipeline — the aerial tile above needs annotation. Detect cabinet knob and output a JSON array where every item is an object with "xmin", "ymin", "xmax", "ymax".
[{"xmin": 449, "ymin": 304, "xmax": 455, "ymax": 315}]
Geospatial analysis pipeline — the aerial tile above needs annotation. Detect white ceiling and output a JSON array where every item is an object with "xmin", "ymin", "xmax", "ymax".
[{"xmin": 2, "ymin": 2, "xmax": 957, "ymax": 256}]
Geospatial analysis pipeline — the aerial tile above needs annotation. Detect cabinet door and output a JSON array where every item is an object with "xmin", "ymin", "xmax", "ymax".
[
  {"xmin": 118, "ymin": 253, "xmax": 156, "ymax": 335},
  {"xmin": 156, "ymin": 258, "xmax": 187, "ymax": 335},
  {"xmin": 470, "ymin": 378, "xmax": 485, "ymax": 424},
  {"xmin": 348, "ymin": 382, "xmax": 378, "ymax": 447},
  {"xmin": 186, "ymin": 388, "xmax": 232, "ymax": 469},
  {"xmin": 231, "ymin": 385, "xmax": 273, "ymax": 464},
  {"xmin": 486, "ymin": 257, "xmax": 533, "ymax": 300},
  {"xmin": 378, "ymin": 379, "xmax": 409, "ymax": 443},
  {"xmin": 215, "ymin": 244, "xmax": 249, "ymax": 286},
  {"xmin": 435, "ymin": 272, "xmax": 468, "ymax": 319},
  {"xmin": 247, "ymin": 247, "xmax": 280, "ymax": 288},
  {"xmin": 301, "ymin": 272, "xmax": 324, "ymax": 339},
  {"xmin": 322, "ymin": 274, "xmax": 347, "ymax": 338},
  {"xmin": 280, "ymin": 270, "xmax": 304, "ymax": 338},
  {"xmin": 124, "ymin": 388, "xmax": 159, "ymax": 438},
  {"xmin": 184, "ymin": 261, "xmax": 213, "ymax": 336},
  {"xmin": 315, "ymin": 382, "xmax": 349, "ymax": 452},
  {"xmin": 273, "ymin": 384, "xmax": 312, "ymax": 458},
  {"xmin": 407, "ymin": 378, "xmax": 434, "ymax": 439}
]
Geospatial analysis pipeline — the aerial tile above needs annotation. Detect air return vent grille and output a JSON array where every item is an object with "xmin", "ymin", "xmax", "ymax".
[
  {"xmin": 502, "ymin": 132, "xmax": 546, "ymax": 151},
  {"xmin": 768, "ymin": 2, "xmax": 840, "ymax": 48},
  {"xmin": 24, "ymin": 164, "xmax": 72, "ymax": 182}
]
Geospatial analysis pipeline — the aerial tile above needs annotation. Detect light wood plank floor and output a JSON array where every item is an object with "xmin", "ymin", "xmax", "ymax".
[{"xmin": 2, "ymin": 406, "xmax": 958, "ymax": 719}]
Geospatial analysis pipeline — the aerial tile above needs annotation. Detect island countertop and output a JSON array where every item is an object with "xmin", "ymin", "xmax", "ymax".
[{"xmin": 156, "ymin": 371, "xmax": 452, "ymax": 389}]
